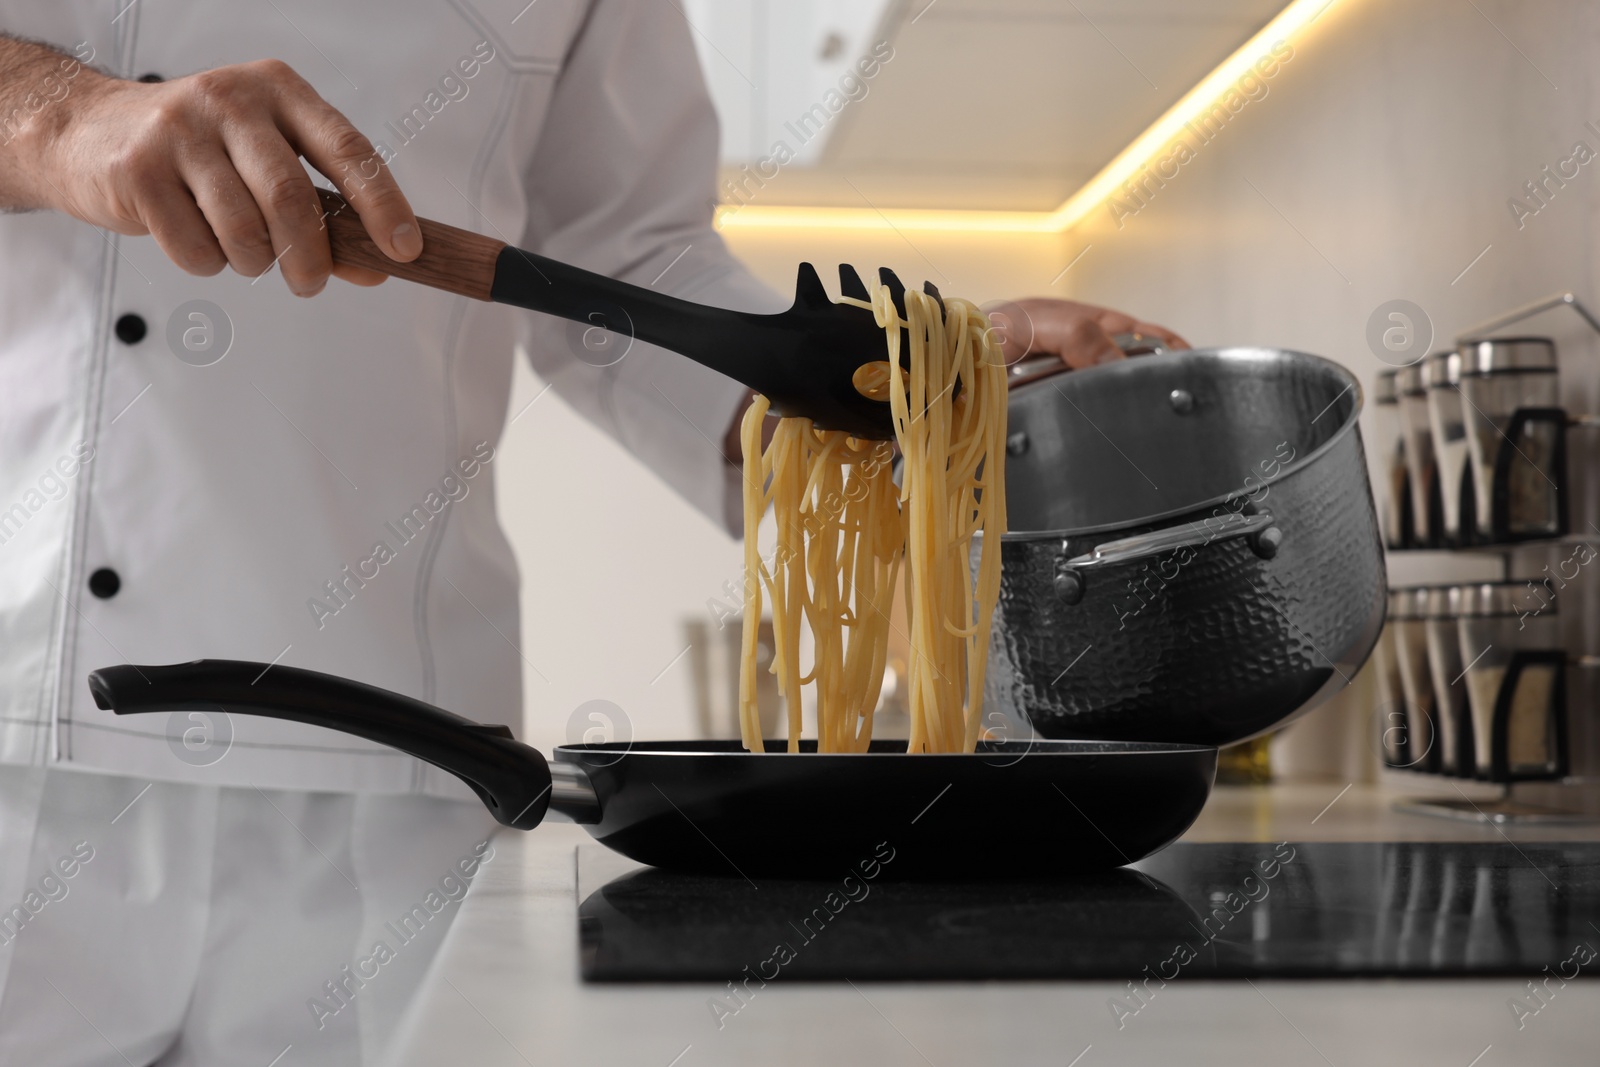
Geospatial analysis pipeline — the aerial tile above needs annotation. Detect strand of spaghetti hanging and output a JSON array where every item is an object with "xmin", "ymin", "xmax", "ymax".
[
  {"xmin": 869, "ymin": 284, "xmax": 1008, "ymax": 754},
  {"xmin": 736, "ymin": 279, "xmax": 1007, "ymax": 754},
  {"xmin": 737, "ymin": 406, "xmax": 898, "ymax": 753}
]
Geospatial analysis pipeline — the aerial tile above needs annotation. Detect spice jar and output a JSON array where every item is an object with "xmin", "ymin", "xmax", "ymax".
[
  {"xmin": 1374, "ymin": 370, "xmax": 1411, "ymax": 549},
  {"xmin": 1397, "ymin": 364, "xmax": 1441, "ymax": 548},
  {"xmin": 1390, "ymin": 586, "xmax": 1438, "ymax": 772},
  {"xmin": 1457, "ymin": 338, "xmax": 1564, "ymax": 543},
  {"xmin": 1425, "ymin": 351, "xmax": 1472, "ymax": 546},
  {"xmin": 1455, "ymin": 581, "xmax": 1566, "ymax": 780},
  {"xmin": 1374, "ymin": 589, "xmax": 1409, "ymax": 767},
  {"xmin": 1423, "ymin": 586, "xmax": 1473, "ymax": 775}
]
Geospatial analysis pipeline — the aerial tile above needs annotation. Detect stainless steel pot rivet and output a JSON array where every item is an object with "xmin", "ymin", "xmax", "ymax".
[
  {"xmin": 1169, "ymin": 388, "xmax": 1194, "ymax": 413},
  {"xmin": 1006, "ymin": 431, "xmax": 1030, "ymax": 456},
  {"xmin": 1249, "ymin": 525, "xmax": 1284, "ymax": 560},
  {"xmin": 1053, "ymin": 568, "xmax": 1086, "ymax": 604}
]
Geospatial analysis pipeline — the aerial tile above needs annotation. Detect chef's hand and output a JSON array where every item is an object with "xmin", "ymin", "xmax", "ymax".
[
  {"xmin": 722, "ymin": 297, "xmax": 1188, "ymax": 460},
  {"xmin": 23, "ymin": 54, "xmax": 416, "ymax": 296},
  {"xmin": 984, "ymin": 297, "xmax": 1188, "ymax": 369}
]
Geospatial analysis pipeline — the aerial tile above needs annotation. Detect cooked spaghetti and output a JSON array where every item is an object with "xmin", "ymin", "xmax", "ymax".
[{"xmin": 737, "ymin": 284, "xmax": 1008, "ymax": 753}]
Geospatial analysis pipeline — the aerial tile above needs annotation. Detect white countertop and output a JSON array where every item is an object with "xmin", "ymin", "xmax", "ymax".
[{"xmin": 387, "ymin": 784, "xmax": 1600, "ymax": 1066}]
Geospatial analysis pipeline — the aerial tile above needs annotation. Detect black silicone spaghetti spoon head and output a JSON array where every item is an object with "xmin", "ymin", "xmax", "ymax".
[
  {"xmin": 677, "ymin": 262, "xmax": 948, "ymax": 438},
  {"xmin": 739, "ymin": 260, "xmax": 904, "ymax": 438}
]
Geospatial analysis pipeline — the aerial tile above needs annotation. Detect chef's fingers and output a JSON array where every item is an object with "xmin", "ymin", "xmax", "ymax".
[
  {"xmin": 1087, "ymin": 308, "xmax": 1139, "ymax": 334},
  {"xmin": 139, "ymin": 178, "xmax": 229, "ymax": 277},
  {"xmin": 1132, "ymin": 321, "xmax": 1190, "ymax": 350},
  {"xmin": 270, "ymin": 72, "xmax": 421, "ymax": 264},
  {"xmin": 988, "ymin": 298, "xmax": 1185, "ymax": 367},
  {"xmin": 988, "ymin": 300, "xmax": 1122, "ymax": 368},
  {"xmin": 983, "ymin": 302, "xmax": 1036, "ymax": 366},
  {"xmin": 179, "ymin": 149, "xmax": 277, "ymax": 278},
  {"xmin": 1052, "ymin": 316, "xmax": 1124, "ymax": 368},
  {"xmin": 331, "ymin": 262, "xmax": 391, "ymax": 286},
  {"xmin": 1092, "ymin": 308, "xmax": 1189, "ymax": 351},
  {"xmin": 224, "ymin": 123, "xmax": 335, "ymax": 297}
]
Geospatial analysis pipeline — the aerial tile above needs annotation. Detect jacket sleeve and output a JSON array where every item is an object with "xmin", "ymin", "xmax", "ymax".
[{"xmin": 517, "ymin": 0, "xmax": 786, "ymax": 538}]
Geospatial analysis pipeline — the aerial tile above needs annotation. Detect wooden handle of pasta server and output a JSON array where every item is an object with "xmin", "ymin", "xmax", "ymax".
[{"xmin": 317, "ymin": 188, "xmax": 507, "ymax": 301}]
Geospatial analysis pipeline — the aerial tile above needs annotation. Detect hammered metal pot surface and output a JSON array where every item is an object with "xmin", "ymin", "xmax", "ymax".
[{"xmin": 985, "ymin": 347, "xmax": 1386, "ymax": 746}]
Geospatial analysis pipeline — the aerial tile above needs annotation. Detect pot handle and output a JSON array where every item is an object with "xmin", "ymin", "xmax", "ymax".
[
  {"xmin": 1108, "ymin": 331, "xmax": 1171, "ymax": 357},
  {"xmin": 1065, "ymin": 509, "xmax": 1278, "ymax": 570},
  {"xmin": 1053, "ymin": 510, "xmax": 1279, "ymax": 603},
  {"xmin": 87, "ymin": 659, "xmax": 560, "ymax": 830},
  {"xmin": 1006, "ymin": 331, "xmax": 1172, "ymax": 388}
]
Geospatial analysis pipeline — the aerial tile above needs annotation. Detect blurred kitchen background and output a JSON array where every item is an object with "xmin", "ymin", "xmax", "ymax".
[{"xmin": 495, "ymin": 0, "xmax": 1600, "ymax": 803}]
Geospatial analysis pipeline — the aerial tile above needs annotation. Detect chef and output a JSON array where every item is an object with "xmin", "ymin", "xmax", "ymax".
[{"xmin": 0, "ymin": 3, "xmax": 1186, "ymax": 1064}]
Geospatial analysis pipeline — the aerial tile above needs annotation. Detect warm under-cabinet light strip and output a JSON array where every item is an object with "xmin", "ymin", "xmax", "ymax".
[{"xmin": 715, "ymin": 0, "xmax": 1341, "ymax": 235}]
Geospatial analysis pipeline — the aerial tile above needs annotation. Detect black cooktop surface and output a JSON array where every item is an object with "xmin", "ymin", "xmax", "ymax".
[{"xmin": 578, "ymin": 841, "xmax": 1600, "ymax": 981}]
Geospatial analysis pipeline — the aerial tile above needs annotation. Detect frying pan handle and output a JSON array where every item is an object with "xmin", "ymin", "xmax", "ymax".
[{"xmin": 86, "ymin": 659, "xmax": 555, "ymax": 830}]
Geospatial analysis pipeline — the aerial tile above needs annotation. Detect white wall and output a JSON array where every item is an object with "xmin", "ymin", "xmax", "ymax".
[
  {"xmin": 493, "ymin": 362, "xmax": 742, "ymax": 753},
  {"xmin": 1059, "ymin": 0, "xmax": 1600, "ymax": 777},
  {"xmin": 1062, "ymin": 0, "xmax": 1600, "ymax": 508}
]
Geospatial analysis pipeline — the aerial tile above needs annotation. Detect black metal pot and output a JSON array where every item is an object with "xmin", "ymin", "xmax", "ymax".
[{"xmin": 984, "ymin": 346, "xmax": 1386, "ymax": 746}]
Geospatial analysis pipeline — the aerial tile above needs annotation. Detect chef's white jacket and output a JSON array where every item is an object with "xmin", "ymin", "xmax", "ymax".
[{"xmin": 0, "ymin": 0, "xmax": 781, "ymax": 796}]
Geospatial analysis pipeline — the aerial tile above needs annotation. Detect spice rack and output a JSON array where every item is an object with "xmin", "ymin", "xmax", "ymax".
[{"xmin": 1376, "ymin": 291, "xmax": 1600, "ymax": 822}]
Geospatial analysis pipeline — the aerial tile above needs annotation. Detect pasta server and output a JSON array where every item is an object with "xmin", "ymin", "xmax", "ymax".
[
  {"xmin": 317, "ymin": 190, "xmax": 945, "ymax": 441},
  {"xmin": 89, "ymin": 659, "xmax": 1215, "ymax": 880}
]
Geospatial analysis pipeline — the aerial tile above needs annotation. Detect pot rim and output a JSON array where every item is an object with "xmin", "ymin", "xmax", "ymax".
[{"xmin": 992, "ymin": 346, "xmax": 1363, "ymax": 544}]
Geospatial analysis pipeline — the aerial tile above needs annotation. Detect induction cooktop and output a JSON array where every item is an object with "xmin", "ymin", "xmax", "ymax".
[{"xmin": 577, "ymin": 841, "xmax": 1600, "ymax": 981}]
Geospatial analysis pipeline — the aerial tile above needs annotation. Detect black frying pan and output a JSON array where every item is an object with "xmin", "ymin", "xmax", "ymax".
[{"xmin": 87, "ymin": 660, "xmax": 1216, "ymax": 880}]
